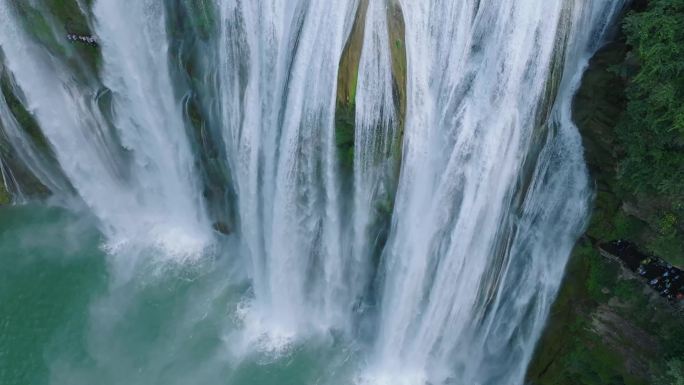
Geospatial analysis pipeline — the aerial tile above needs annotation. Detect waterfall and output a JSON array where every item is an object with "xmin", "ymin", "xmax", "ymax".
[
  {"xmin": 0, "ymin": 0, "xmax": 212, "ymax": 259},
  {"xmin": 363, "ymin": 1, "xmax": 626, "ymax": 384},
  {"xmin": 213, "ymin": 0, "xmax": 362, "ymax": 347},
  {"xmin": 0, "ymin": 0, "xmax": 625, "ymax": 383},
  {"xmin": 0, "ymin": 82, "xmax": 70, "ymax": 198}
]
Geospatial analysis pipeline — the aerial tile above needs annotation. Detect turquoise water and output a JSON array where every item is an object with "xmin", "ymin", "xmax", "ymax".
[
  {"xmin": 0, "ymin": 205, "xmax": 106, "ymax": 385},
  {"xmin": 0, "ymin": 205, "xmax": 357, "ymax": 385}
]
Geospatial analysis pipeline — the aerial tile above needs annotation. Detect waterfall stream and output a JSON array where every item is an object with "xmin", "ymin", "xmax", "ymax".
[{"xmin": 0, "ymin": 0, "xmax": 625, "ymax": 384}]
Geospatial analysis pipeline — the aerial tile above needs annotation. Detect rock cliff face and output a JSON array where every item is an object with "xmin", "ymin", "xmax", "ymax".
[{"xmin": 528, "ymin": 2, "xmax": 684, "ymax": 384}]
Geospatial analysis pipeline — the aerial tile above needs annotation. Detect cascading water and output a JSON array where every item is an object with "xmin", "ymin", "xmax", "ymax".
[
  {"xmin": 0, "ymin": 0, "xmax": 625, "ymax": 384},
  {"xmin": 351, "ymin": 0, "xmax": 399, "ymax": 323},
  {"xmin": 364, "ymin": 1, "xmax": 625, "ymax": 384},
  {"xmin": 0, "ymin": 0, "xmax": 212, "ymax": 261},
  {"xmin": 214, "ymin": 0, "xmax": 361, "ymax": 344}
]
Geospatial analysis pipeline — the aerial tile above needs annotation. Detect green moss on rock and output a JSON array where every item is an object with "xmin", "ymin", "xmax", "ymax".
[
  {"xmin": 335, "ymin": 104, "xmax": 355, "ymax": 171},
  {"xmin": 0, "ymin": 183, "xmax": 10, "ymax": 205},
  {"xmin": 334, "ymin": 0, "xmax": 367, "ymax": 172},
  {"xmin": 10, "ymin": 0, "xmax": 100, "ymax": 74},
  {"xmin": 336, "ymin": 0, "xmax": 368, "ymax": 109},
  {"xmin": 0, "ymin": 71, "xmax": 52, "ymax": 153},
  {"xmin": 387, "ymin": 0, "xmax": 407, "ymax": 167},
  {"xmin": 527, "ymin": 239, "xmax": 680, "ymax": 385},
  {"xmin": 388, "ymin": 0, "xmax": 407, "ymax": 130},
  {"xmin": 334, "ymin": 0, "xmax": 407, "ymax": 172}
]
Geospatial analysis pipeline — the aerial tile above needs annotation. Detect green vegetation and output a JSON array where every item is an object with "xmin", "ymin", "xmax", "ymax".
[
  {"xmin": 37, "ymin": 0, "xmax": 93, "ymax": 34},
  {"xmin": 617, "ymin": 0, "xmax": 684, "ymax": 266},
  {"xmin": 335, "ymin": 104, "xmax": 355, "ymax": 171},
  {"xmin": 0, "ymin": 66, "xmax": 54, "ymax": 200},
  {"xmin": 387, "ymin": 1, "xmax": 407, "ymax": 130},
  {"xmin": 9, "ymin": 0, "xmax": 100, "ymax": 74},
  {"xmin": 528, "ymin": 241, "xmax": 682, "ymax": 385},
  {"xmin": 180, "ymin": 0, "xmax": 216, "ymax": 40},
  {"xmin": 0, "ymin": 70, "xmax": 52, "ymax": 153},
  {"xmin": 333, "ymin": 0, "xmax": 367, "ymax": 172},
  {"xmin": 572, "ymin": 0, "xmax": 684, "ymax": 266},
  {"xmin": 620, "ymin": 0, "xmax": 684, "ymax": 198},
  {"xmin": 0, "ymin": 184, "xmax": 10, "ymax": 205},
  {"xmin": 334, "ymin": 1, "xmax": 407, "ymax": 173},
  {"xmin": 387, "ymin": 1, "xmax": 407, "ymax": 164},
  {"xmin": 655, "ymin": 359, "xmax": 684, "ymax": 385},
  {"xmin": 0, "ymin": 0, "xmax": 98, "ymax": 202}
]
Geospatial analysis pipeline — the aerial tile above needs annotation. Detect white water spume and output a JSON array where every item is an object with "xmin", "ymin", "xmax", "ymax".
[{"xmin": 0, "ymin": 0, "xmax": 625, "ymax": 383}]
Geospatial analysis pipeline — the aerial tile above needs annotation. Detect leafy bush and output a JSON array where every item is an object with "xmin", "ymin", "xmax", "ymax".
[
  {"xmin": 585, "ymin": 248, "xmax": 617, "ymax": 301},
  {"xmin": 619, "ymin": 0, "xmax": 684, "ymax": 202}
]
